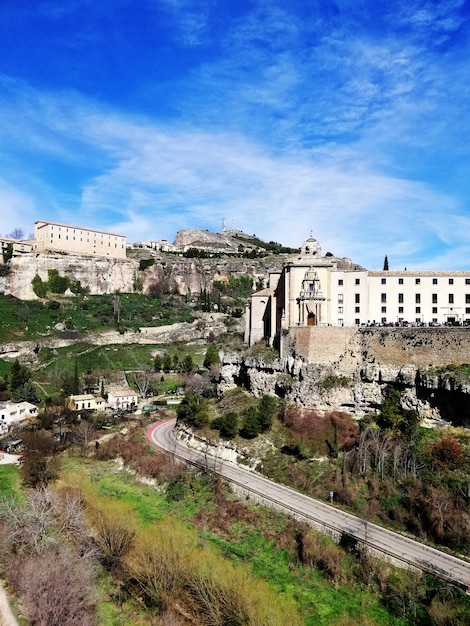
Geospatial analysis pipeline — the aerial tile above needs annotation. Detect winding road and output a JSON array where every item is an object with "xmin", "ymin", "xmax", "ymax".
[{"xmin": 147, "ymin": 419, "xmax": 470, "ymax": 592}]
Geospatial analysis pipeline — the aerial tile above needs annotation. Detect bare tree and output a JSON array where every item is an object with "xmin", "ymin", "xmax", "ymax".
[
  {"xmin": 133, "ymin": 366, "xmax": 155, "ymax": 399},
  {"xmin": 10, "ymin": 547, "xmax": 96, "ymax": 626},
  {"xmin": 7, "ymin": 227, "xmax": 25, "ymax": 239},
  {"xmin": 72, "ymin": 420, "xmax": 96, "ymax": 453}
]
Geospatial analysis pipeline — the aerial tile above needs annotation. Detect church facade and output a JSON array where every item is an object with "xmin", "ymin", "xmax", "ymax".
[{"xmin": 245, "ymin": 234, "xmax": 470, "ymax": 347}]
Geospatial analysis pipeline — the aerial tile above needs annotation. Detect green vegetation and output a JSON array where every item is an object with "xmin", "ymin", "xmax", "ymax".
[
  {"xmin": 0, "ymin": 464, "xmax": 21, "ymax": 501},
  {"xmin": 0, "ymin": 293, "xmax": 194, "ymax": 342},
  {"xmin": 233, "ymin": 234, "xmax": 298, "ymax": 255}
]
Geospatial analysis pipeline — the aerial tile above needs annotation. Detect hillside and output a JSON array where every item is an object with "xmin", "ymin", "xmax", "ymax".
[{"xmin": 0, "ymin": 229, "xmax": 289, "ymax": 300}]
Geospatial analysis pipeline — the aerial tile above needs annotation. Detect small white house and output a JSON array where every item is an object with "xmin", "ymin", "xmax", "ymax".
[
  {"xmin": 0, "ymin": 401, "xmax": 38, "ymax": 433},
  {"xmin": 68, "ymin": 394, "xmax": 107, "ymax": 412},
  {"xmin": 107, "ymin": 389, "xmax": 138, "ymax": 411}
]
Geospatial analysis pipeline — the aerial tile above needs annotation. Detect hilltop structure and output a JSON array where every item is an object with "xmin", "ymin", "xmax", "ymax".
[
  {"xmin": 33, "ymin": 221, "xmax": 127, "ymax": 259},
  {"xmin": 245, "ymin": 233, "xmax": 470, "ymax": 347}
]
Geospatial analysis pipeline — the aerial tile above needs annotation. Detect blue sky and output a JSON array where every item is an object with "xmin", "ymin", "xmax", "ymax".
[{"xmin": 1, "ymin": 0, "xmax": 470, "ymax": 269}]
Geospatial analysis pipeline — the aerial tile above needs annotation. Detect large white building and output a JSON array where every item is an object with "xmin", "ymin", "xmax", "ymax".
[
  {"xmin": 33, "ymin": 221, "xmax": 127, "ymax": 259},
  {"xmin": 0, "ymin": 402, "xmax": 38, "ymax": 433},
  {"xmin": 246, "ymin": 234, "xmax": 470, "ymax": 346}
]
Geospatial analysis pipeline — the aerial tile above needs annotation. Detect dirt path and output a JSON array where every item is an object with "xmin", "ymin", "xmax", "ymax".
[{"xmin": 0, "ymin": 583, "xmax": 19, "ymax": 626}]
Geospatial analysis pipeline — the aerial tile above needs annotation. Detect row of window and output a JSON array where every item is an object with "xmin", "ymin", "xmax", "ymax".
[
  {"xmin": 380, "ymin": 293, "xmax": 463, "ymax": 304},
  {"xmin": 339, "ymin": 307, "xmax": 470, "ymax": 315},
  {"xmin": 338, "ymin": 277, "xmax": 470, "ymax": 286},
  {"xmin": 339, "ymin": 293, "xmax": 469, "ymax": 305}
]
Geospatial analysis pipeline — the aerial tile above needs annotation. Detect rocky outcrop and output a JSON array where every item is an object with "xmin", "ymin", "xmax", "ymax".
[
  {"xmin": 2, "ymin": 254, "xmax": 138, "ymax": 300},
  {"xmin": 0, "ymin": 247, "xmax": 284, "ymax": 301},
  {"xmin": 220, "ymin": 326, "xmax": 470, "ymax": 426}
]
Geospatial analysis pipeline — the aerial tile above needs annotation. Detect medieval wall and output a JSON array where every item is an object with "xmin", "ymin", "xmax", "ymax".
[{"xmin": 282, "ymin": 326, "xmax": 470, "ymax": 371}]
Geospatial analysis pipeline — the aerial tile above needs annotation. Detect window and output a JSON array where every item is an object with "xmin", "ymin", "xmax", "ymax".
[
  {"xmin": 355, "ymin": 278, "xmax": 360, "ymax": 285},
  {"xmin": 432, "ymin": 294, "xmax": 438, "ymax": 303},
  {"xmin": 416, "ymin": 307, "xmax": 421, "ymax": 314},
  {"xmin": 466, "ymin": 294, "xmax": 470, "ymax": 304},
  {"xmin": 381, "ymin": 306, "xmax": 387, "ymax": 313},
  {"xmin": 381, "ymin": 278, "xmax": 386, "ymax": 284},
  {"xmin": 338, "ymin": 306, "xmax": 343, "ymax": 314},
  {"xmin": 466, "ymin": 278, "xmax": 470, "ymax": 285},
  {"xmin": 398, "ymin": 278, "xmax": 404, "ymax": 285},
  {"xmin": 338, "ymin": 294, "xmax": 344, "ymax": 303},
  {"xmin": 355, "ymin": 306, "xmax": 360, "ymax": 313},
  {"xmin": 449, "ymin": 278, "xmax": 454, "ymax": 285},
  {"xmin": 398, "ymin": 293, "xmax": 404, "ymax": 303},
  {"xmin": 355, "ymin": 318, "xmax": 360, "ymax": 326},
  {"xmin": 449, "ymin": 294, "xmax": 454, "ymax": 304},
  {"xmin": 338, "ymin": 279, "xmax": 343, "ymax": 285},
  {"xmin": 381, "ymin": 293, "xmax": 387, "ymax": 303},
  {"xmin": 432, "ymin": 307, "xmax": 438, "ymax": 314},
  {"xmin": 415, "ymin": 294, "xmax": 421, "ymax": 304},
  {"xmin": 355, "ymin": 294, "xmax": 360, "ymax": 303},
  {"xmin": 466, "ymin": 308, "xmax": 470, "ymax": 314},
  {"xmin": 338, "ymin": 318, "xmax": 344, "ymax": 326},
  {"xmin": 415, "ymin": 278, "xmax": 421, "ymax": 284},
  {"xmin": 398, "ymin": 307, "xmax": 404, "ymax": 314},
  {"xmin": 433, "ymin": 278, "xmax": 438, "ymax": 285}
]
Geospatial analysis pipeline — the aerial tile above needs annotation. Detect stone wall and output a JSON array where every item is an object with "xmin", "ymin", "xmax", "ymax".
[{"xmin": 283, "ymin": 326, "xmax": 470, "ymax": 370}]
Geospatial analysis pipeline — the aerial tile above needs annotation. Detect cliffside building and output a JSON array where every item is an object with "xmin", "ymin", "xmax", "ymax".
[
  {"xmin": 33, "ymin": 221, "xmax": 127, "ymax": 259},
  {"xmin": 245, "ymin": 234, "xmax": 470, "ymax": 347}
]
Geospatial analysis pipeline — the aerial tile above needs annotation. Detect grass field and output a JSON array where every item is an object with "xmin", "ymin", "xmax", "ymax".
[
  {"xmin": 59, "ymin": 458, "xmax": 405, "ymax": 626},
  {"xmin": 0, "ymin": 293, "xmax": 194, "ymax": 342}
]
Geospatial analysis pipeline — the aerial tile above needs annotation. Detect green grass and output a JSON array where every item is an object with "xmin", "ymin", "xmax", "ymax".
[
  {"xmin": 0, "ymin": 293, "xmax": 194, "ymax": 342},
  {"xmin": 0, "ymin": 464, "xmax": 21, "ymax": 501},
  {"xmin": 68, "ymin": 460, "xmax": 403, "ymax": 625},
  {"xmin": 32, "ymin": 341, "xmax": 208, "ymax": 399}
]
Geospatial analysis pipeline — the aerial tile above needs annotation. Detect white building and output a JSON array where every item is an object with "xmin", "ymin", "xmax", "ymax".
[
  {"xmin": 0, "ymin": 402, "xmax": 38, "ymax": 433},
  {"xmin": 33, "ymin": 221, "xmax": 127, "ymax": 259},
  {"xmin": 68, "ymin": 394, "xmax": 107, "ymax": 412},
  {"xmin": 107, "ymin": 389, "xmax": 138, "ymax": 411},
  {"xmin": 246, "ymin": 234, "xmax": 470, "ymax": 347}
]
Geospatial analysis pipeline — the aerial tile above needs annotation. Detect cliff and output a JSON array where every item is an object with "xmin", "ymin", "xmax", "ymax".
[
  {"xmin": 220, "ymin": 326, "xmax": 470, "ymax": 426},
  {"xmin": 0, "ymin": 245, "xmax": 284, "ymax": 301},
  {"xmin": 1, "ymin": 254, "xmax": 138, "ymax": 300}
]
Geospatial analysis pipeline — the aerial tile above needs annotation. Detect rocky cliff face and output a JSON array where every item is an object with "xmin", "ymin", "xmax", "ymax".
[
  {"xmin": 0, "ymin": 247, "xmax": 283, "ymax": 300},
  {"xmin": 220, "ymin": 327, "xmax": 470, "ymax": 427},
  {"xmin": 1, "ymin": 254, "xmax": 138, "ymax": 300}
]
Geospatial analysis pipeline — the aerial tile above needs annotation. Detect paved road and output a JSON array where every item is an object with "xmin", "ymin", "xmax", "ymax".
[{"xmin": 146, "ymin": 419, "xmax": 470, "ymax": 591}]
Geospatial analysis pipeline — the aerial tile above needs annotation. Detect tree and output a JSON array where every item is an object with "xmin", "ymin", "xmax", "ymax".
[
  {"xmin": 11, "ymin": 378, "xmax": 40, "ymax": 403},
  {"xmin": 154, "ymin": 354, "xmax": 163, "ymax": 372},
  {"xmin": 11, "ymin": 548, "xmax": 96, "ymax": 626},
  {"xmin": 240, "ymin": 406, "xmax": 261, "ymax": 439},
  {"xmin": 257, "ymin": 395, "xmax": 278, "ymax": 432},
  {"xmin": 9, "ymin": 358, "xmax": 31, "ymax": 392},
  {"xmin": 8, "ymin": 227, "xmax": 25, "ymax": 239},
  {"xmin": 203, "ymin": 343, "xmax": 220, "ymax": 370},
  {"xmin": 133, "ymin": 366, "xmax": 154, "ymax": 399},
  {"xmin": 181, "ymin": 354, "xmax": 194, "ymax": 374},
  {"xmin": 430, "ymin": 437, "xmax": 462, "ymax": 471},
  {"xmin": 72, "ymin": 420, "xmax": 96, "ymax": 453},
  {"xmin": 32, "ymin": 273, "xmax": 48, "ymax": 298},
  {"xmin": 383, "ymin": 255, "xmax": 389, "ymax": 271},
  {"xmin": 47, "ymin": 268, "xmax": 69, "ymax": 294},
  {"xmin": 162, "ymin": 353, "xmax": 173, "ymax": 373},
  {"xmin": 20, "ymin": 431, "xmax": 60, "ymax": 488},
  {"xmin": 213, "ymin": 411, "xmax": 239, "ymax": 439}
]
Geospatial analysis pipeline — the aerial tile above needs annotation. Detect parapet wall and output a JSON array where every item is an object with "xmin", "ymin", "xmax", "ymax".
[{"xmin": 282, "ymin": 326, "xmax": 470, "ymax": 369}]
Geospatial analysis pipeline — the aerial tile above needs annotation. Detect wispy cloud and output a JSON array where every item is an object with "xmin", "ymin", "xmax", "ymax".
[{"xmin": 0, "ymin": 1, "xmax": 469, "ymax": 270}]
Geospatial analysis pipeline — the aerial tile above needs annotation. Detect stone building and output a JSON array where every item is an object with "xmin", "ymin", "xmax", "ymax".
[
  {"xmin": 33, "ymin": 221, "xmax": 127, "ymax": 259},
  {"xmin": 245, "ymin": 233, "xmax": 470, "ymax": 347}
]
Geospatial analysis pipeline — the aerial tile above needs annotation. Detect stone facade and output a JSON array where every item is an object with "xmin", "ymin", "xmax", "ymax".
[
  {"xmin": 34, "ymin": 221, "xmax": 127, "ymax": 259},
  {"xmin": 246, "ymin": 234, "xmax": 470, "ymax": 348}
]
